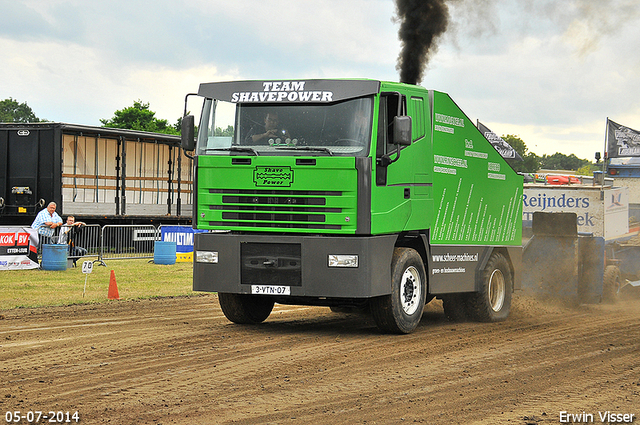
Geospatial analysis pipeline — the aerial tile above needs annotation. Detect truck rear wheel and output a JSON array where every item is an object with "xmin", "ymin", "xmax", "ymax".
[
  {"xmin": 466, "ymin": 252, "xmax": 512, "ymax": 322},
  {"xmin": 371, "ymin": 247, "xmax": 426, "ymax": 334},
  {"xmin": 218, "ymin": 293, "xmax": 274, "ymax": 324},
  {"xmin": 602, "ymin": 265, "xmax": 621, "ymax": 303}
]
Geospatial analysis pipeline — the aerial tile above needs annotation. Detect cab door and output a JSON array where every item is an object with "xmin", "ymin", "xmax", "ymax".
[{"xmin": 371, "ymin": 92, "xmax": 433, "ymax": 234}]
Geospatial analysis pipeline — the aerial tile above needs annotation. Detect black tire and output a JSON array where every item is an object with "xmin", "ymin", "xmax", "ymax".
[
  {"xmin": 467, "ymin": 252, "xmax": 512, "ymax": 322},
  {"xmin": 602, "ymin": 265, "xmax": 621, "ymax": 304},
  {"xmin": 218, "ymin": 293, "xmax": 274, "ymax": 324},
  {"xmin": 441, "ymin": 294, "xmax": 469, "ymax": 322},
  {"xmin": 370, "ymin": 248, "xmax": 427, "ymax": 334}
]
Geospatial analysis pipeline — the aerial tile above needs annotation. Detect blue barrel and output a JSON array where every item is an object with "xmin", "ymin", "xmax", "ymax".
[
  {"xmin": 154, "ymin": 241, "xmax": 177, "ymax": 265},
  {"xmin": 41, "ymin": 244, "xmax": 68, "ymax": 271}
]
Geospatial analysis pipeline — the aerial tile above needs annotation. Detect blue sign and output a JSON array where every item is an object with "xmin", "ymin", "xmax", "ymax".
[{"xmin": 160, "ymin": 226, "xmax": 206, "ymax": 253}]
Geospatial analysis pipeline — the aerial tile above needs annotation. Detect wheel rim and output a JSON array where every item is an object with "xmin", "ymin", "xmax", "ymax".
[
  {"xmin": 400, "ymin": 266, "xmax": 421, "ymax": 315},
  {"xmin": 488, "ymin": 268, "xmax": 505, "ymax": 312}
]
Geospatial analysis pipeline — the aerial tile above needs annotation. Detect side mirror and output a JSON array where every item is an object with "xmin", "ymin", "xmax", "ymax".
[
  {"xmin": 181, "ymin": 115, "xmax": 195, "ymax": 151},
  {"xmin": 393, "ymin": 116, "xmax": 412, "ymax": 146}
]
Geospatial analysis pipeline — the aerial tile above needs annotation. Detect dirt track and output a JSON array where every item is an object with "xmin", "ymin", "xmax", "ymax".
[{"xmin": 1, "ymin": 294, "xmax": 639, "ymax": 425}]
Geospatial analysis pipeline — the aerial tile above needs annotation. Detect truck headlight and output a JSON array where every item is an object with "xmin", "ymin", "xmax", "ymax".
[
  {"xmin": 196, "ymin": 250, "xmax": 218, "ymax": 263},
  {"xmin": 328, "ymin": 254, "xmax": 358, "ymax": 268}
]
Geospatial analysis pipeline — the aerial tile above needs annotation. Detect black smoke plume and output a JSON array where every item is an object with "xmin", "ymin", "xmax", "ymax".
[{"xmin": 395, "ymin": 0, "xmax": 450, "ymax": 85}]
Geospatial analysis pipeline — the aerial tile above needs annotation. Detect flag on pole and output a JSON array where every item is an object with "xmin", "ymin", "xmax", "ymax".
[
  {"xmin": 477, "ymin": 121, "xmax": 523, "ymax": 161},
  {"xmin": 606, "ymin": 119, "xmax": 640, "ymax": 158}
]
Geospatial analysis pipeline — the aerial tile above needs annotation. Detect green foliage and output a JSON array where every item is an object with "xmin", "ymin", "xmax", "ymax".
[
  {"xmin": 503, "ymin": 134, "xmax": 541, "ymax": 173},
  {"xmin": 174, "ymin": 115, "xmax": 184, "ymax": 133},
  {"xmin": 499, "ymin": 134, "xmax": 593, "ymax": 173},
  {"xmin": 576, "ymin": 164, "xmax": 600, "ymax": 176},
  {"xmin": 539, "ymin": 152, "xmax": 591, "ymax": 171},
  {"xmin": 100, "ymin": 100, "xmax": 179, "ymax": 135},
  {"xmin": 0, "ymin": 97, "xmax": 43, "ymax": 123},
  {"xmin": 215, "ymin": 125, "xmax": 234, "ymax": 137},
  {"xmin": 503, "ymin": 134, "xmax": 528, "ymax": 157},
  {"xmin": 519, "ymin": 152, "xmax": 543, "ymax": 173}
]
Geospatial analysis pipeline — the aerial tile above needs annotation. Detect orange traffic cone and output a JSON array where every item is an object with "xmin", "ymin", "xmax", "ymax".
[{"xmin": 108, "ymin": 270, "xmax": 120, "ymax": 300}]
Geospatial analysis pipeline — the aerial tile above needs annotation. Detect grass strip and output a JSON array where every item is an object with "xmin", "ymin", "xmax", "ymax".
[{"xmin": 0, "ymin": 259, "xmax": 197, "ymax": 310}]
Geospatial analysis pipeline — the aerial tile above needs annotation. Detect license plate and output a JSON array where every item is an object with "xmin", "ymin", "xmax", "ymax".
[{"xmin": 251, "ymin": 285, "xmax": 291, "ymax": 295}]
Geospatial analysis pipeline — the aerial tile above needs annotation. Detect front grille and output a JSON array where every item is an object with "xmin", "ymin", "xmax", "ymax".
[
  {"xmin": 210, "ymin": 189, "xmax": 341, "ymax": 196},
  {"xmin": 209, "ymin": 221, "xmax": 341, "ymax": 230},
  {"xmin": 222, "ymin": 212, "xmax": 325, "ymax": 222},
  {"xmin": 222, "ymin": 195, "xmax": 326, "ymax": 206},
  {"xmin": 204, "ymin": 188, "xmax": 353, "ymax": 232},
  {"xmin": 241, "ymin": 242, "xmax": 302, "ymax": 286},
  {"xmin": 210, "ymin": 205, "xmax": 341, "ymax": 213}
]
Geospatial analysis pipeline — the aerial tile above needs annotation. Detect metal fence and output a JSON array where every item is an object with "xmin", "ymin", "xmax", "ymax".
[
  {"xmin": 100, "ymin": 225, "xmax": 160, "ymax": 261},
  {"xmin": 37, "ymin": 224, "xmax": 101, "ymax": 262},
  {"xmin": 36, "ymin": 226, "xmax": 61, "ymax": 248},
  {"xmin": 27, "ymin": 224, "xmax": 184, "ymax": 265},
  {"xmin": 64, "ymin": 224, "xmax": 101, "ymax": 264}
]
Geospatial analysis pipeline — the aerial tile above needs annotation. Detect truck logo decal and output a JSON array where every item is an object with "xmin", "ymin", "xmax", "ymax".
[
  {"xmin": 254, "ymin": 166, "xmax": 293, "ymax": 187},
  {"xmin": 17, "ymin": 130, "xmax": 30, "ymax": 136}
]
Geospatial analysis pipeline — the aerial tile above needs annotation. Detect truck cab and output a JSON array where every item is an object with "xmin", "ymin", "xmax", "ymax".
[{"xmin": 182, "ymin": 79, "xmax": 522, "ymax": 333}]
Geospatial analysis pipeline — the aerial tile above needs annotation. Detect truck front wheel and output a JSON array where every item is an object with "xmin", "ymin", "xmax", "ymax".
[
  {"xmin": 218, "ymin": 293, "xmax": 274, "ymax": 324},
  {"xmin": 371, "ymin": 247, "xmax": 426, "ymax": 334},
  {"xmin": 466, "ymin": 252, "xmax": 512, "ymax": 322}
]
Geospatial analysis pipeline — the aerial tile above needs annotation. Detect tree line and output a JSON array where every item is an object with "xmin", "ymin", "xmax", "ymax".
[
  {"xmin": 0, "ymin": 98, "xmax": 44, "ymax": 123},
  {"xmin": 502, "ymin": 135, "xmax": 598, "ymax": 175},
  {"xmin": 2, "ymin": 97, "xmax": 596, "ymax": 173}
]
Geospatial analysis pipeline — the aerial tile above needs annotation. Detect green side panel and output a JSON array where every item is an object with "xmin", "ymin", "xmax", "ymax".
[
  {"xmin": 404, "ymin": 89, "xmax": 434, "ymax": 232},
  {"xmin": 430, "ymin": 91, "xmax": 523, "ymax": 246},
  {"xmin": 196, "ymin": 156, "xmax": 358, "ymax": 234},
  {"xmin": 370, "ymin": 188, "xmax": 412, "ymax": 235},
  {"xmin": 370, "ymin": 84, "xmax": 434, "ymax": 235}
]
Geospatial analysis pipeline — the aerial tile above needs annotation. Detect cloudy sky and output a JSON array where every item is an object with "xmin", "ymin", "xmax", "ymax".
[{"xmin": 2, "ymin": 0, "xmax": 639, "ymax": 160}]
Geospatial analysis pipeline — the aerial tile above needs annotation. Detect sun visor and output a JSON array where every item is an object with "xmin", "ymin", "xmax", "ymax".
[{"xmin": 197, "ymin": 79, "xmax": 381, "ymax": 103}]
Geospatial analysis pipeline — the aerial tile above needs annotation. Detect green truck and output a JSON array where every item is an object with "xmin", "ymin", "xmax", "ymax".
[{"xmin": 181, "ymin": 79, "xmax": 523, "ymax": 333}]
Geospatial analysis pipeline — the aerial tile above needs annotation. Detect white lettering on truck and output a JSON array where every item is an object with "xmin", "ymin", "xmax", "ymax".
[{"xmin": 231, "ymin": 81, "xmax": 333, "ymax": 103}]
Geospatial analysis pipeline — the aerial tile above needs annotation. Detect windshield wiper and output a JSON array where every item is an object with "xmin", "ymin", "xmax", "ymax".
[
  {"xmin": 274, "ymin": 146, "xmax": 334, "ymax": 156},
  {"xmin": 210, "ymin": 146, "xmax": 259, "ymax": 156}
]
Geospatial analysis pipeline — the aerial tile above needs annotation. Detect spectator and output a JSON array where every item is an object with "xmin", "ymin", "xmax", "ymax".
[
  {"xmin": 31, "ymin": 202, "xmax": 63, "ymax": 241},
  {"xmin": 59, "ymin": 216, "xmax": 88, "ymax": 266}
]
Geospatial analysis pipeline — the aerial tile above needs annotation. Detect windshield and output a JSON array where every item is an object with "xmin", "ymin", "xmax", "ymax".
[{"xmin": 196, "ymin": 97, "xmax": 373, "ymax": 156}]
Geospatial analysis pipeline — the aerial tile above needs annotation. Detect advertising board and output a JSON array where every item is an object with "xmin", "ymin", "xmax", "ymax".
[
  {"xmin": 160, "ymin": 226, "xmax": 207, "ymax": 262},
  {"xmin": 523, "ymin": 186, "xmax": 629, "ymax": 240},
  {"xmin": 0, "ymin": 227, "xmax": 39, "ymax": 270}
]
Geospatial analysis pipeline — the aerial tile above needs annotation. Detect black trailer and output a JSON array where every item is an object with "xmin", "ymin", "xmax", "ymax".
[{"xmin": 0, "ymin": 123, "xmax": 192, "ymax": 225}]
